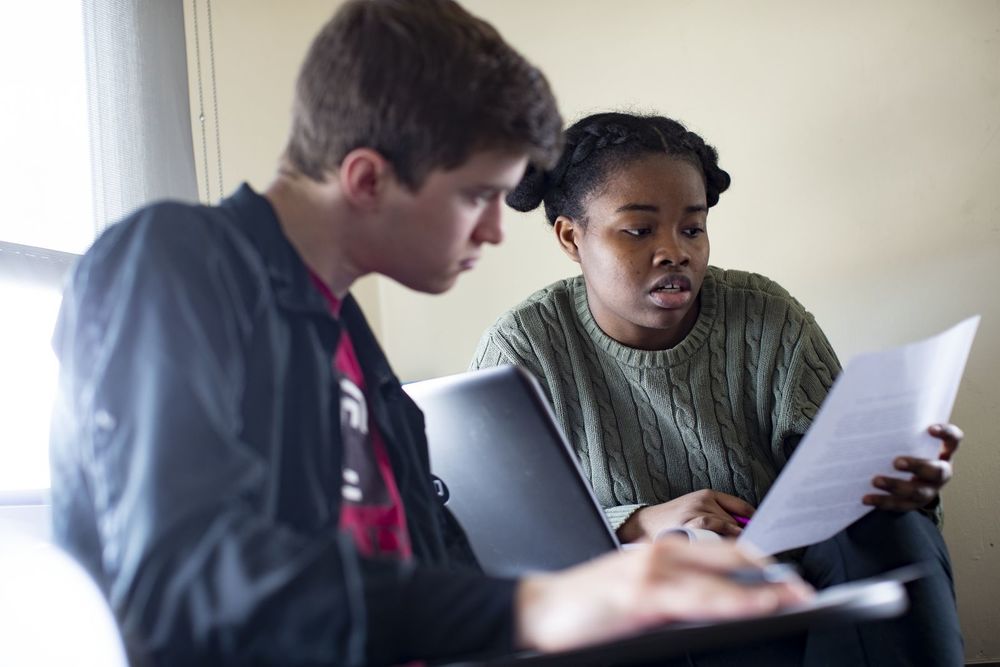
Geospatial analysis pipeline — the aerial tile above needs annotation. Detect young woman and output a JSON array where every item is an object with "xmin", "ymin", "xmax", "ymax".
[{"xmin": 472, "ymin": 111, "xmax": 963, "ymax": 665}]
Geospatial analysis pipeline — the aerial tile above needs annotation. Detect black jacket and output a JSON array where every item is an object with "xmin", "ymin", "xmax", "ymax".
[{"xmin": 49, "ymin": 185, "xmax": 516, "ymax": 665}]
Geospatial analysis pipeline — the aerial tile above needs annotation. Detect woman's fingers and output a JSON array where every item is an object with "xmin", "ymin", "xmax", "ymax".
[
  {"xmin": 686, "ymin": 514, "xmax": 743, "ymax": 537},
  {"xmin": 894, "ymin": 457, "xmax": 952, "ymax": 486},
  {"xmin": 863, "ymin": 423, "xmax": 963, "ymax": 512},
  {"xmin": 710, "ymin": 491, "xmax": 757, "ymax": 519},
  {"xmin": 928, "ymin": 423, "xmax": 963, "ymax": 461},
  {"xmin": 864, "ymin": 475, "xmax": 939, "ymax": 510}
]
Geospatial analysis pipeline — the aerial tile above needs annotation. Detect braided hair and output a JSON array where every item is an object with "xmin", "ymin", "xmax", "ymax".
[{"xmin": 506, "ymin": 112, "xmax": 731, "ymax": 225}]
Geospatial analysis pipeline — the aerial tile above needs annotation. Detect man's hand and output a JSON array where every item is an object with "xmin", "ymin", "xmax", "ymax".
[
  {"xmin": 617, "ymin": 490, "xmax": 756, "ymax": 543},
  {"xmin": 863, "ymin": 423, "xmax": 963, "ymax": 512},
  {"xmin": 515, "ymin": 538, "xmax": 813, "ymax": 653}
]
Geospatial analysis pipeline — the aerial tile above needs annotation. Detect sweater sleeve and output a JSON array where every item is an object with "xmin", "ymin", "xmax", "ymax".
[
  {"xmin": 772, "ymin": 313, "xmax": 841, "ymax": 467},
  {"xmin": 603, "ymin": 504, "xmax": 648, "ymax": 532}
]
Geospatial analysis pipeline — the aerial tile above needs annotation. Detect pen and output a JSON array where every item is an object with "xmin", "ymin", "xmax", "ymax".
[
  {"xmin": 727, "ymin": 562, "xmax": 800, "ymax": 586},
  {"xmin": 731, "ymin": 514, "xmax": 751, "ymax": 527}
]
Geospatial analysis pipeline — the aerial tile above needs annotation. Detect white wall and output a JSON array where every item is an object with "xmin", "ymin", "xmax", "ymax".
[{"xmin": 187, "ymin": 1, "xmax": 1000, "ymax": 661}]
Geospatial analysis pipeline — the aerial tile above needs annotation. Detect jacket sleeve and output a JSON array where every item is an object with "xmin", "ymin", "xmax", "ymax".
[{"xmin": 50, "ymin": 209, "xmax": 516, "ymax": 666}]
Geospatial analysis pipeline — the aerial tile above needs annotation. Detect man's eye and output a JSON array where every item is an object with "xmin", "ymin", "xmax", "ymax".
[
  {"xmin": 467, "ymin": 190, "xmax": 498, "ymax": 205},
  {"xmin": 683, "ymin": 227, "xmax": 705, "ymax": 238},
  {"xmin": 623, "ymin": 228, "xmax": 651, "ymax": 237}
]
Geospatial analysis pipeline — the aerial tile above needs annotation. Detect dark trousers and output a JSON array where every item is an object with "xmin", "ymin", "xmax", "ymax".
[
  {"xmin": 669, "ymin": 510, "xmax": 963, "ymax": 667},
  {"xmin": 797, "ymin": 509, "xmax": 962, "ymax": 666}
]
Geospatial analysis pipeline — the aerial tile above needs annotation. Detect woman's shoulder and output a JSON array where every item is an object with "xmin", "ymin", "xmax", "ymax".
[
  {"xmin": 710, "ymin": 267, "xmax": 803, "ymax": 307},
  {"xmin": 473, "ymin": 276, "xmax": 583, "ymax": 371},
  {"xmin": 709, "ymin": 266, "xmax": 790, "ymax": 297},
  {"xmin": 487, "ymin": 275, "xmax": 582, "ymax": 334},
  {"xmin": 708, "ymin": 266, "xmax": 824, "ymax": 328}
]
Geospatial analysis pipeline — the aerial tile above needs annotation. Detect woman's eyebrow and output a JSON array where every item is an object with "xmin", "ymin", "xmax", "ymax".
[
  {"xmin": 614, "ymin": 203, "xmax": 708, "ymax": 214},
  {"xmin": 615, "ymin": 203, "xmax": 659, "ymax": 213}
]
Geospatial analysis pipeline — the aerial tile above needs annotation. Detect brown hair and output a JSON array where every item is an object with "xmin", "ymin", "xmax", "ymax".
[{"xmin": 285, "ymin": 0, "xmax": 563, "ymax": 188}]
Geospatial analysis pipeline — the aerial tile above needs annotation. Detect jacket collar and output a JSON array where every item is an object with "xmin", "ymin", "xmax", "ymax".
[
  {"xmin": 221, "ymin": 183, "xmax": 332, "ymax": 318},
  {"xmin": 221, "ymin": 183, "xmax": 401, "ymax": 391}
]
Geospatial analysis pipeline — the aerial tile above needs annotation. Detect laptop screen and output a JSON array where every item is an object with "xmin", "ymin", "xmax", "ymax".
[{"xmin": 404, "ymin": 365, "xmax": 619, "ymax": 577}]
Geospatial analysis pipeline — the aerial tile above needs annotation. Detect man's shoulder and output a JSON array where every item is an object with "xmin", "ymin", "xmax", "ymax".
[
  {"xmin": 98, "ymin": 199, "xmax": 232, "ymax": 257},
  {"xmin": 68, "ymin": 196, "xmax": 270, "ymax": 315},
  {"xmin": 83, "ymin": 198, "xmax": 252, "ymax": 280}
]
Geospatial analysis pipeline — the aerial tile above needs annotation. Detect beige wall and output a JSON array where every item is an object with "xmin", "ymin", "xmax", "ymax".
[
  {"xmin": 183, "ymin": 0, "xmax": 382, "ymax": 328},
  {"xmin": 186, "ymin": 1, "xmax": 1000, "ymax": 661}
]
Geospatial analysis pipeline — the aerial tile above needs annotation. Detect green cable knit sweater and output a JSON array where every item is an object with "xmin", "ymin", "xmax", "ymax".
[{"xmin": 471, "ymin": 266, "xmax": 842, "ymax": 530}]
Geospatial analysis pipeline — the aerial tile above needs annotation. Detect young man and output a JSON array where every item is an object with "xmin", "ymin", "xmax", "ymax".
[{"xmin": 49, "ymin": 1, "xmax": 809, "ymax": 664}]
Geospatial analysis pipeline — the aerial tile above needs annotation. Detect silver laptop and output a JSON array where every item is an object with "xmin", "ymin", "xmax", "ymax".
[
  {"xmin": 404, "ymin": 365, "xmax": 620, "ymax": 577},
  {"xmin": 406, "ymin": 366, "xmax": 913, "ymax": 666}
]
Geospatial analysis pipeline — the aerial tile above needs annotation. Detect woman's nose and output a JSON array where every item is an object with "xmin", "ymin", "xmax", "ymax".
[{"xmin": 653, "ymin": 233, "xmax": 689, "ymax": 266}]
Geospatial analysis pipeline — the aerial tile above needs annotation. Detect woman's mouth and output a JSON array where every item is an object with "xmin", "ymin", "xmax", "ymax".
[
  {"xmin": 649, "ymin": 275, "xmax": 693, "ymax": 308},
  {"xmin": 650, "ymin": 275, "xmax": 692, "ymax": 292}
]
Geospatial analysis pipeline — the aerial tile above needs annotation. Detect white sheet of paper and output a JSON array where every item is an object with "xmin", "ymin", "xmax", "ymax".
[{"xmin": 738, "ymin": 315, "xmax": 980, "ymax": 556}]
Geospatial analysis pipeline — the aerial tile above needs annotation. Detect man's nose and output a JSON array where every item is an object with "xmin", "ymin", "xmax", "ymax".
[{"xmin": 473, "ymin": 198, "xmax": 504, "ymax": 246}]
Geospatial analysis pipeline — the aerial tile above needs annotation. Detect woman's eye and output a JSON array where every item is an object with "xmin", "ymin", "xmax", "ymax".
[
  {"xmin": 623, "ymin": 228, "xmax": 651, "ymax": 237},
  {"xmin": 683, "ymin": 227, "xmax": 705, "ymax": 238}
]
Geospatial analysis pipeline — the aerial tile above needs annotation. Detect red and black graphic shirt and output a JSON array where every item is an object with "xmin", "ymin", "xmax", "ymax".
[{"xmin": 310, "ymin": 273, "xmax": 413, "ymax": 560}]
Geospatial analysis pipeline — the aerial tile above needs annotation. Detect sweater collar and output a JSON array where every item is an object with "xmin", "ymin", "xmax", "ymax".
[{"xmin": 572, "ymin": 267, "xmax": 719, "ymax": 368}]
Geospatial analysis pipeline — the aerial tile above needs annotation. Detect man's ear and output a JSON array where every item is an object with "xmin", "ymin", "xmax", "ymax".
[
  {"xmin": 554, "ymin": 216, "xmax": 583, "ymax": 263},
  {"xmin": 338, "ymin": 148, "xmax": 393, "ymax": 209}
]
